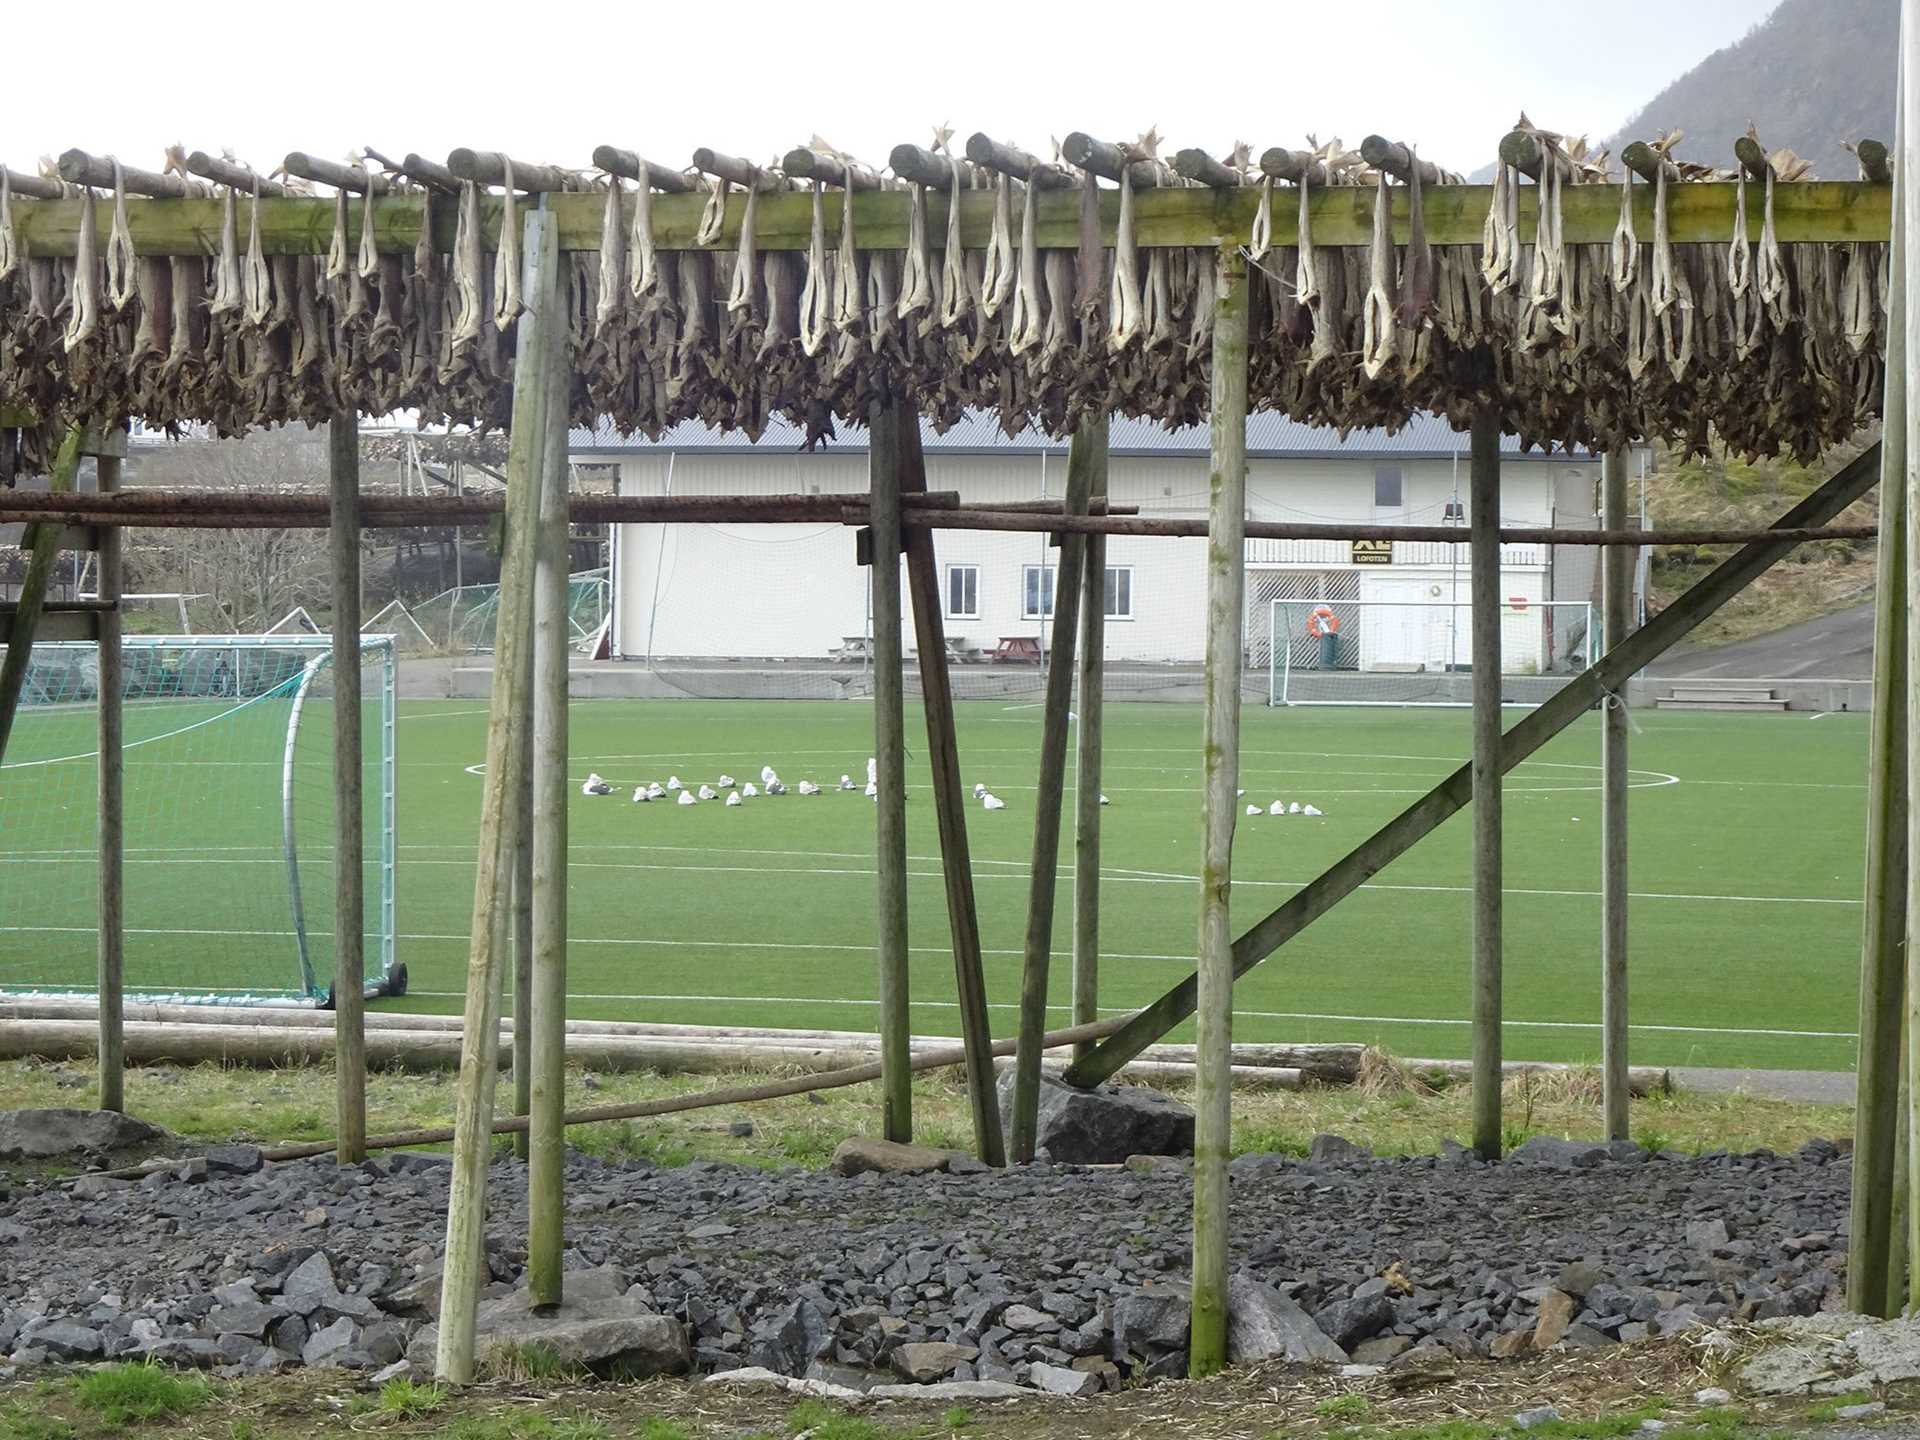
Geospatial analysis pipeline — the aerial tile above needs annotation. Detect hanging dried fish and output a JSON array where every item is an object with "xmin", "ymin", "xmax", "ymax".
[
  {"xmin": 209, "ymin": 187, "xmax": 242, "ymax": 316},
  {"xmin": 1755, "ymin": 167, "xmax": 1788, "ymax": 323},
  {"xmin": 897, "ymin": 181, "xmax": 934, "ymax": 323},
  {"xmin": 980, "ymin": 172, "xmax": 1016, "ymax": 318},
  {"xmin": 725, "ymin": 183, "xmax": 760, "ymax": 317},
  {"xmin": 590, "ymin": 175, "xmax": 626, "ymax": 334},
  {"xmin": 1396, "ymin": 148, "xmax": 1433, "ymax": 329},
  {"xmin": 830, "ymin": 179, "xmax": 862, "ymax": 352},
  {"xmin": 1107, "ymin": 166, "xmax": 1142, "ymax": 352},
  {"xmin": 449, "ymin": 180, "xmax": 485, "ymax": 351},
  {"xmin": 105, "ymin": 160, "xmax": 136, "ymax": 313},
  {"xmin": 1842, "ymin": 242, "xmax": 1876, "ymax": 354},
  {"xmin": 1727, "ymin": 169, "xmax": 1751, "ymax": 296},
  {"xmin": 798, "ymin": 182, "xmax": 832, "ymax": 356},
  {"xmin": 62, "ymin": 185, "xmax": 100, "ymax": 351},
  {"xmin": 1609, "ymin": 174, "xmax": 1637, "ymax": 293},
  {"xmin": 1249, "ymin": 174, "xmax": 1273, "ymax": 262},
  {"xmin": 493, "ymin": 158, "xmax": 522, "ymax": 329},
  {"xmin": 1296, "ymin": 170, "xmax": 1320, "ymax": 312},
  {"xmin": 628, "ymin": 168, "xmax": 663, "ymax": 310},
  {"xmin": 1648, "ymin": 167, "xmax": 1687, "ymax": 319},
  {"xmin": 694, "ymin": 174, "xmax": 728, "ymax": 248},
  {"xmin": 326, "ymin": 186, "xmax": 352, "ymax": 283},
  {"xmin": 937, "ymin": 163, "xmax": 973, "ymax": 331},
  {"xmin": 0, "ymin": 169, "xmax": 15, "ymax": 283},
  {"xmin": 1359, "ymin": 172, "xmax": 1397, "ymax": 379},
  {"xmin": 242, "ymin": 181, "xmax": 274, "ymax": 328},
  {"xmin": 1482, "ymin": 162, "xmax": 1519, "ymax": 292},
  {"xmin": 357, "ymin": 177, "xmax": 380, "ymax": 280},
  {"xmin": 1008, "ymin": 174, "xmax": 1044, "ymax": 356}
]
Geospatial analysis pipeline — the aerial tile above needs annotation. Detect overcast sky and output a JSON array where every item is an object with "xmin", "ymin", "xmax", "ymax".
[{"xmin": 10, "ymin": 0, "xmax": 1778, "ymax": 184}]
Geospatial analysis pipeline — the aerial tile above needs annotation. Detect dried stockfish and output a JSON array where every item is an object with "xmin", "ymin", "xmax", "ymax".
[
  {"xmin": 493, "ymin": 159, "xmax": 522, "ymax": 328},
  {"xmin": 0, "ymin": 170, "xmax": 15, "ymax": 283},
  {"xmin": 1482, "ymin": 162, "xmax": 1518, "ymax": 292},
  {"xmin": 798, "ymin": 182, "xmax": 832, "ymax": 357},
  {"xmin": 62, "ymin": 186, "xmax": 99, "ymax": 352},
  {"xmin": 105, "ymin": 160, "xmax": 136, "ymax": 313},
  {"xmin": 209, "ymin": 188, "xmax": 242, "ymax": 317},
  {"xmin": 242, "ymin": 182, "xmax": 274, "ymax": 328},
  {"xmin": 980, "ymin": 172, "xmax": 1015, "ymax": 318},
  {"xmin": 1107, "ymin": 165, "xmax": 1142, "ymax": 352},
  {"xmin": 595, "ymin": 176, "xmax": 626, "ymax": 332},
  {"xmin": 449, "ymin": 180, "xmax": 485, "ymax": 351},
  {"xmin": 1610, "ymin": 174, "xmax": 1637, "ymax": 292},
  {"xmin": 897, "ymin": 182, "xmax": 933, "ymax": 324},
  {"xmin": 1359, "ymin": 172, "xmax": 1397, "ymax": 378},
  {"xmin": 1007, "ymin": 175, "xmax": 1044, "ymax": 357},
  {"xmin": 937, "ymin": 164, "xmax": 973, "ymax": 331},
  {"xmin": 1249, "ymin": 174, "xmax": 1273, "ymax": 262}
]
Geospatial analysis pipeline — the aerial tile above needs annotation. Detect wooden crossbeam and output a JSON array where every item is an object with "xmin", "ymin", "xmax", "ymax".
[
  {"xmin": 1061, "ymin": 441, "xmax": 1887, "ymax": 1089},
  {"xmin": 6, "ymin": 179, "xmax": 1890, "ymax": 258}
]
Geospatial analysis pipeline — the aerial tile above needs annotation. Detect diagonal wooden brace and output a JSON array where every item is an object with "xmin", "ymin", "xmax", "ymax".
[{"xmin": 1063, "ymin": 441, "xmax": 1885, "ymax": 1088}]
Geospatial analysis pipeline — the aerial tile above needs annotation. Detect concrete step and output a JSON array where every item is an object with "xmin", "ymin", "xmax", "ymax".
[
  {"xmin": 1654, "ymin": 696, "xmax": 1792, "ymax": 712},
  {"xmin": 1666, "ymin": 685, "xmax": 1778, "ymax": 702}
]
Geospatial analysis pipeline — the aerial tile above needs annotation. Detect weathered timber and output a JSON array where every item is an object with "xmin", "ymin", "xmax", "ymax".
[
  {"xmin": 782, "ymin": 148, "xmax": 883, "ymax": 191},
  {"xmin": 56, "ymin": 150, "xmax": 205, "ymax": 198},
  {"xmin": 690, "ymin": 149, "xmax": 788, "ymax": 192},
  {"xmin": 1600, "ymin": 448, "xmax": 1634, "ymax": 1145},
  {"xmin": 869, "ymin": 402, "xmax": 913, "ymax": 1144},
  {"xmin": 591, "ymin": 147, "xmax": 696, "ymax": 193},
  {"xmin": 1172, "ymin": 149, "xmax": 1245, "ymax": 189},
  {"xmin": 281, "ymin": 153, "xmax": 389, "ymax": 194},
  {"xmin": 888, "ymin": 145, "xmax": 967, "ymax": 188},
  {"xmin": 434, "ymin": 208, "xmax": 552, "ymax": 1385},
  {"xmin": 1622, "ymin": 142, "xmax": 1682, "ymax": 186},
  {"xmin": 1498, "ymin": 130, "xmax": 1577, "ymax": 185},
  {"xmin": 1735, "ymin": 134, "xmax": 1775, "ymax": 183},
  {"xmin": 6, "ymin": 179, "xmax": 1891, "ymax": 256},
  {"xmin": 1063, "ymin": 442, "xmax": 1887, "ymax": 1087},
  {"xmin": 94, "ymin": 446, "xmax": 125, "ymax": 1116},
  {"xmin": 1072, "ymin": 419, "xmax": 1111, "ymax": 1064},
  {"xmin": 1061, "ymin": 134, "xmax": 1162, "ymax": 188},
  {"xmin": 3, "ymin": 165, "xmax": 64, "ymax": 200},
  {"xmin": 185, "ymin": 152, "xmax": 287, "ymax": 196},
  {"xmin": 897, "ymin": 409, "xmax": 1006, "ymax": 1166},
  {"xmin": 1259, "ymin": 148, "xmax": 1322, "ymax": 184},
  {"xmin": 1470, "ymin": 411, "xmax": 1504, "ymax": 1161},
  {"xmin": 396, "ymin": 153, "xmax": 461, "ymax": 193},
  {"xmin": 964, "ymin": 135, "xmax": 1074, "ymax": 188},
  {"xmin": 511, "ymin": 693, "xmax": 534, "ymax": 1163},
  {"xmin": 1360, "ymin": 136, "xmax": 1454, "ymax": 187},
  {"xmin": 329, "ymin": 415, "xmax": 367, "ymax": 1165},
  {"xmin": 1903, "ymin": 18, "xmax": 1920, "ymax": 1301},
  {"xmin": 1859, "ymin": 139, "xmax": 1893, "ymax": 185},
  {"xmin": 447, "ymin": 150, "xmax": 578, "ymax": 193},
  {"xmin": 1190, "ymin": 245, "xmax": 1249, "ymax": 1381},
  {"xmin": 1008, "ymin": 422, "xmax": 1096, "ymax": 1162},
  {"xmin": 0, "ymin": 430, "xmax": 81, "ymax": 765}
]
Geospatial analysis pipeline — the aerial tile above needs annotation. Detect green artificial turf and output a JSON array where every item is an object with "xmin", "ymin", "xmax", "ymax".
[{"xmin": 0, "ymin": 695, "xmax": 1871, "ymax": 1071}]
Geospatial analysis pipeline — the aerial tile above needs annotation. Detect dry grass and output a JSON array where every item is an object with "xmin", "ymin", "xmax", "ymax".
[{"xmin": 1353, "ymin": 1048, "xmax": 1434, "ymax": 1099}]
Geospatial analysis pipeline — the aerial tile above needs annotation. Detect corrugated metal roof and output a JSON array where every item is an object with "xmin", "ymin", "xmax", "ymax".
[{"xmin": 571, "ymin": 410, "xmax": 1587, "ymax": 461}]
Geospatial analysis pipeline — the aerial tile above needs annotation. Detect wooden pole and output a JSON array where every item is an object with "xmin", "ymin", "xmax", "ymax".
[
  {"xmin": 511, "ymin": 693, "xmax": 534, "ymax": 1163},
  {"xmin": 329, "ymin": 415, "xmax": 367, "ymax": 1165},
  {"xmin": 1469, "ymin": 412, "xmax": 1504, "ymax": 1160},
  {"xmin": 1009, "ymin": 427, "xmax": 1097, "ymax": 1161},
  {"xmin": 869, "ymin": 402, "xmax": 913, "ymax": 1144},
  {"xmin": 1853, "ymin": 124, "xmax": 1909, "ymax": 1311},
  {"xmin": 1190, "ymin": 244, "xmax": 1249, "ymax": 1381},
  {"xmin": 1600, "ymin": 447, "xmax": 1634, "ymax": 1143},
  {"xmin": 1902, "ymin": 0, "xmax": 1920, "ymax": 1311},
  {"xmin": 434, "ymin": 203, "xmax": 554, "ymax": 1385},
  {"xmin": 0, "ymin": 430, "xmax": 82, "ymax": 765},
  {"xmin": 1064, "ymin": 442, "xmax": 1887, "ymax": 1087},
  {"xmin": 897, "ymin": 414, "xmax": 1007, "ymax": 1167},
  {"xmin": 95, "ymin": 445, "xmax": 125, "ymax": 1115},
  {"xmin": 1895, "ymin": 1027, "xmax": 1913, "ymax": 1314},
  {"xmin": 526, "ymin": 218, "xmax": 573, "ymax": 1312},
  {"xmin": 1072, "ymin": 418, "xmax": 1111, "ymax": 1064}
]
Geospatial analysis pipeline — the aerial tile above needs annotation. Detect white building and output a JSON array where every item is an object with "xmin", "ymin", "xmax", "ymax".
[{"xmin": 576, "ymin": 412, "xmax": 1629, "ymax": 698}]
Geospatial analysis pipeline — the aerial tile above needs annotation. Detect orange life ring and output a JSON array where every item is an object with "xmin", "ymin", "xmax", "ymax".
[{"xmin": 1306, "ymin": 606, "xmax": 1340, "ymax": 638}]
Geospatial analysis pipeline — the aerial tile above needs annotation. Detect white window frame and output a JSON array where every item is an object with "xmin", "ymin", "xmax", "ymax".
[
  {"xmin": 1103, "ymin": 565, "xmax": 1135, "ymax": 621},
  {"xmin": 945, "ymin": 564, "xmax": 979, "ymax": 620},
  {"xmin": 1021, "ymin": 563, "xmax": 1057, "ymax": 621}
]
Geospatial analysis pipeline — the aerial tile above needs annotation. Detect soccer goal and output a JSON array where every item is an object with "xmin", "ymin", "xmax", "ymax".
[
  {"xmin": 1267, "ymin": 598, "xmax": 1595, "ymax": 707},
  {"xmin": 0, "ymin": 634, "xmax": 401, "ymax": 1004}
]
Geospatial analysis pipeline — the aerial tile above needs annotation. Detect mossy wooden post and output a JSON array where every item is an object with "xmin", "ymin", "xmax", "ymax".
[
  {"xmin": 869, "ymin": 401, "xmax": 913, "ymax": 1143},
  {"xmin": 896, "ymin": 413, "xmax": 1007, "ymax": 1166},
  {"xmin": 511, "ymin": 709, "xmax": 534, "ymax": 1163},
  {"xmin": 1854, "ymin": 128, "xmax": 1909, "ymax": 1311},
  {"xmin": 527, "ymin": 212, "xmax": 573, "ymax": 1312},
  {"xmin": 1072, "ymin": 419, "xmax": 1112, "ymax": 1063},
  {"xmin": 0, "ymin": 429, "xmax": 82, "ymax": 765},
  {"xmin": 329, "ymin": 413, "xmax": 367, "ymax": 1165},
  {"xmin": 1469, "ymin": 410, "xmax": 1504, "ymax": 1161},
  {"xmin": 434, "ymin": 203, "xmax": 554, "ymax": 1384},
  {"xmin": 1009, "ymin": 426, "xmax": 1096, "ymax": 1161},
  {"xmin": 1190, "ymin": 243, "xmax": 1249, "ymax": 1380},
  {"xmin": 93, "ymin": 436, "xmax": 126, "ymax": 1114},
  {"xmin": 1600, "ymin": 447, "xmax": 1633, "ymax": 1143},
  {"xmin": 1903, "ymin": 6, "xmax": 1920, "ymax": 1302},
  {"xmin": 1064, "ymin": 444, "xmax": 1887, "ymax": 1086}
]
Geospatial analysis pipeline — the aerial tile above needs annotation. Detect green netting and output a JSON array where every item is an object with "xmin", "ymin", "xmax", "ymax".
[
  {"xmin": 412, "ymin": 569, "xmax": 609, "ymax": 653},
  {"xmin": 0, "ymin": 636, "xmax": 396, "ymax": 1003}
]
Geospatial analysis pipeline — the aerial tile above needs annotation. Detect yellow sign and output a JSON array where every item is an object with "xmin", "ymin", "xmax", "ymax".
[{"xmin": 1351, "ymin": 540, "xmax": 1394, "ymax": 565}]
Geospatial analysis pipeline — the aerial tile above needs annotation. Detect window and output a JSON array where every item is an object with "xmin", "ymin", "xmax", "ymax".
[
  {"xmin": 1374, "ymin": 466, "xmax": 1404, "ymax": 509},
  {"xmin": 1104, "ymin": 566, "xmax": 1134, "ymax": 620},
  {"xmin": 1022, "ymin": 564, "xmax": 1056, "ymax": 620},
  {"xmin": 946, "ymin": 565, "xmax": 979, "ymax": 619}
]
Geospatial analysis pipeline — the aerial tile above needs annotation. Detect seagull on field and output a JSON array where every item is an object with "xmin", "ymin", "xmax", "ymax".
[
  {"xmin": 633, "ymin": 786, "xmax": 651, "ymax": 803},
  {"xmin": 1246, "ymin": 803, "xmax": 1262, "ymax": 817},
  {"xmin": 645, "ymin": 782, "xmax": 665, "ymax": 800},
  {"xmin": 797, "ymin": 780, "xmax": 820, "ymax": 795},
  {"xmin": 581, "ymin": 773, "xmax": 613, "ymax": 796},
  {"xmin": 1269, "ymin": 801, "xmax": 1285, "ymax": 815},
  {"xmin": 767, "ymin": 779, "xmax": 788, "ymax": 796},
  {"xmin": 1288, "ymin": 802, "xmax": 1301, "ymax": 814},
  {"xmin": 839, "ymin": 774, "xmax": 855, "ymax": 791},
  {"xmin": 1302, "ymin": 804, "xmax": 1323, "ymax": 816},
  {"xmin": 864, "ymin": 780, "xmax": 878, "ymax": 797},
  {"xmin": 697, "ymin": 784, "xmax": 718, "ymax": 801},
  {"xmin": 676, "ymin": 789, "xmax": 697, "ymax": 807},
  {"xmin": 1099, "ymin": 794, "xmax": 1109, "ymax": 806},
  {"xmin": 717, "ymin": 773, "xmax": 737, "ymax": 788},
  {"xmin": 761, "ymin": 765, "xmax": 780, "ymax": 786},
  {"xmin": 726, "ymin": 792, "xmax": 743, "ymax": 807},
  {"xmin": 742, "ymin": 782, "xmax": 759, "ymax": 798},
  {"xmin": 667, "ymin": 776, "xmax": 682, "ymax": 791},
  {"xmin": 981, "ymin": 793, "xmax": 1006, "ymax": 811},
  {"xmin": 973, "ymin": 782, "xmax": 987, "ymax": 800},
  {"xmin": 867, "ymin": 757, "xmax": 878, "ymax": 786}
]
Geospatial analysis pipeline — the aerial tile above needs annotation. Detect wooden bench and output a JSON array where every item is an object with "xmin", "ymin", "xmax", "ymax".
[{"xmin": 989, "ymin": 635, "xmax": 1043, "ymax": 664}]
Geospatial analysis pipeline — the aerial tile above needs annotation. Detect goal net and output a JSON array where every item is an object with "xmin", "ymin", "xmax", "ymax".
[
  {"xmin": 0, "ymin": 635, "xmax": 400, "ymax": 1004},
  {"xmin": 1268, "ymin": 598, "xmax": 1594, "ymax": 707}
]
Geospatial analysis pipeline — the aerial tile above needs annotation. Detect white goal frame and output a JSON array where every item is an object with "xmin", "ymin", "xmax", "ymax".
[{"xmin": 1267, "ymin": 598, "xmax": 1596, "ymax": 709}]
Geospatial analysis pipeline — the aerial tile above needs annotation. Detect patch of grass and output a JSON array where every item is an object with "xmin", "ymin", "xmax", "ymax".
[
  {"xmin": 70, "ymin": 1363, "xmax": 211, "ymax": 1425},
  {"xmin": 1315, "ymin": 1394, "xmax": 1375, "ymax": 1421},
  {"xmin": 479, "ymin": 1340, "xmax": 583, "ymax": 1384},
  {"xmin": 0, "ymin": 1400, "xmax": 74, "ymax": 1440},
  {"xmin": 940, "ymin": 1407, "xmax": 974, "ymax": 1430},
  {"xmin": 634, "ymin": 1420, "xmax": 691, "ymax": 1440},
  {"xmin": 1805, "ymin": 1391, "xmax": 1875, "ymax": 1424},
  {"xmin": 378, "ymin": 1377, "xmax": 448, "ymax": 1418},
  {"xmin": 783, "ymin": 1399, "xmax": 894, "ymax": 1440}
]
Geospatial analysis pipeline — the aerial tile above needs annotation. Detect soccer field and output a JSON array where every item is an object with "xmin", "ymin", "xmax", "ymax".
[{"xmin": 361, "ymin": 697, "xmax": 1867, "ymax": 1073}]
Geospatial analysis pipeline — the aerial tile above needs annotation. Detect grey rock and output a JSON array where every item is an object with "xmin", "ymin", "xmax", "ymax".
[
  {"xmin": 1227, "ymin": 1275, "xmax": 1347, "ymax": 1366},
  {"xmin": 0, "ymin": 1108, "xmax": 173, "ymax": 1160},
  {"xmin": 806, "ymin": 1359, "xmax": 880, "ymax": 1392},
  {"xmin": 369, "ymin": 1359, "xmax": 415, "ymax": 1385},
  {"xmin": 866, "ymin": 1379, "xmax": 1030, "ymax": 1401},
  {"xmin": 1030, "ymin": 1361, "xmax": 1101, "ymax": 1396},
  {"xmin": 1507, "ymin": 1137, "xmax": 1611, "ymax": 1168},
  {"xmin": 1556, "ymin": 1262, "xmax": 1607, "ymax": 1298},
  {"xmin": 1695, "ymin": 1388, "xmax": 1733, "ymax": 1405},
  {"xmin": 1002, "ymin": 1305, "xmax": 1055, "ymax": 1332},
  {"xmin": 1515, "ymin": 1407, "xmax": 1562, "ymax": 1429},
  {"xmin": 71, "ymin": 1174, "xmax": 128, "ymax": 1200},
  {"xmin": 34, "ymin": 1323, "xmax": 102, "ymax": 1361},
  {"xmin": 301, "ymin": 1316, "xmax": 359, "ymax": 1368},
  {"xmin": 1687, "ymin": 1220, "xmax": 1732, "ymax": 1254},
  {"xmin": 996, "ymin": 1072, "xmax": 1193, "ymax": 1165},
  {"xmin": 1314, "ymin": 1292, "xmax": 1395, "ymax": 1350},
  {"xmin": 1834, "ymin": 1402, "xmax": 1886, "ymax": 1420},
  {"xmin": 891, "ymin": 1341, "xmax": 977, "ymax": 1382},
  {"xmin": 205, "ymin": 1145, "xmax": 264, "ymax": 1176},
  {"xmin": 1308, "ymin": 1134, "xmax": 1371, "ymax": 1164},
  {"xmin": 1353, "ymin": 1335, "xmax": 1413, "ymax": 1364},
  {"xmin": 208, "ymin": 1300, "xmax": 283, "ymax": 1338},
  {"xmin": 830, "ymin": 1138, "xmax": 967, "ymax": 1178},
  {"xmin": 1113, "ymin": 1284, "xmax": 1190, "ymax": 1358}
]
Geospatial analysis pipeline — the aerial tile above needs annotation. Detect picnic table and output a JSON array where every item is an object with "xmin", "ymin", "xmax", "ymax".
[{"xmin": 989, "ymin": 635, "xmax": 1043, "ymax": 664}]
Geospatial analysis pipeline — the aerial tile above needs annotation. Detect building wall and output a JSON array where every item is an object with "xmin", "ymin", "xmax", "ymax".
[{"xmin": 608, "ymin": 450, "xmax": 1587, "ymax": 663}]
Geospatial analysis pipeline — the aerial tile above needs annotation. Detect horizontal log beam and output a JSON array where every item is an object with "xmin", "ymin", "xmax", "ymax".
[
  {"xmin": 1360, "ymin": 136, "xmax": 1455, "ymax": 187},
  {"xmin": 964, "ymin": 134, "xmax": 1075, "ymax": 189},
  {"xmin": 0, "ymin": 488, "xmax": 1867, "ymax": 544},
  {"xmin": 690, "ymin": 149, "xmax": 787, "ymax": 193},
  {"xmin": 0, "ymin": 609, "xmax": 97, "ymax": 643},
  {"xmin": 3, "ymin": 165, "xmax": 65, "ymax": 200},
  {"xmin": 1857, "ymin": 140, "xmax": 1892, "ymax": 184},
  {"xmin": 781, "ymin": 147, "xmax": 883, "ymax": 191},
  {"xmin": 56, "ymin": 150, "xmax": 206, "ymax": 198},
  {"xmin": 591, "ymin": 147, "xmax": 696, "ymax": 193},
  {"xmin": 1621, "ymin": 142, "xmax": 1682, "ymax": 186},
  {"xmin": 888, "ymin": 144, "xmax": 966, "ymax": 188},
  {"xmin": 282, "ymin": 153, "xmax": 391, "ymax": 195},
  {"xmin": 446, "ymin": 150, "xmax": 578, "ymax": 193},
  {"xmin": 4, "ymin": 178, "xmax": 1890, "ymax": 257},
  {"xmin": 1172, "ymin": 148, "xmax": 1245, "ymax": 190},
  {"xmin": 396, "ymin": 153, "xmax": 461, "ymax": 194},
  {"xmin": 1061, "ymin": 134, "xmax": 1162, "ymax": 188},
  {"xmin": 185, "ymin": 152, "xmax": 288, "ymax": 196}
]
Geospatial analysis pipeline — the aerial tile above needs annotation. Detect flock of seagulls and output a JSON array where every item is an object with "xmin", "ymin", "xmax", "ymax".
[
  {"xmin": 1242, "ymin": 796, "xmax": 1324, "ymax": 818},
  {"xmin": 574, "ymin": 762, "xmax": 1129, "ymax": 815}
]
